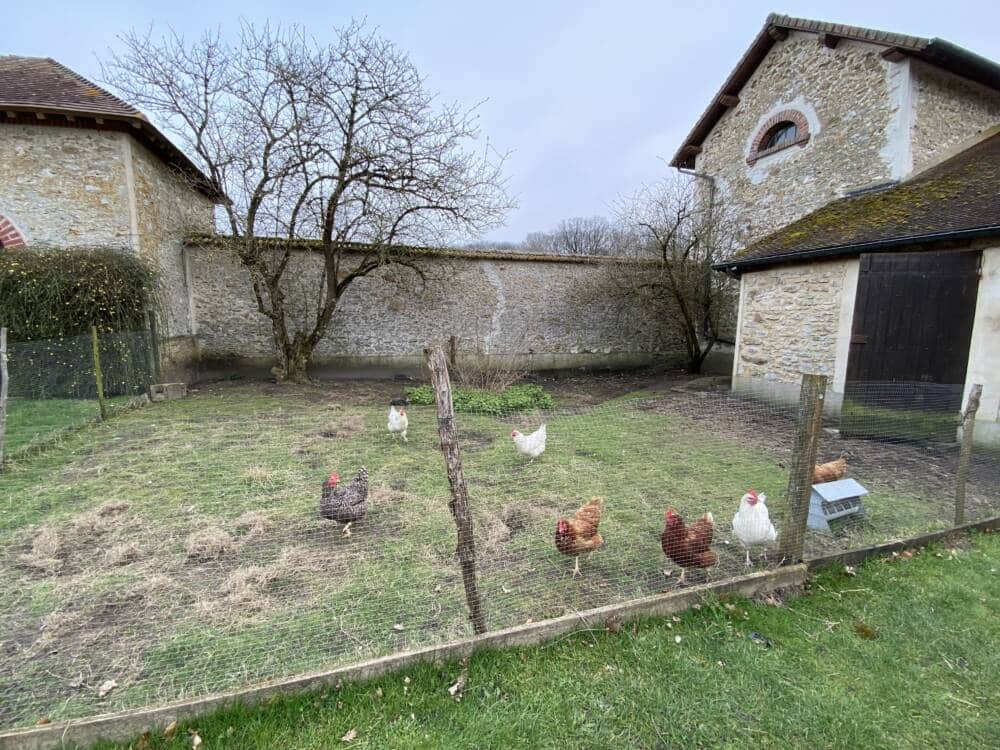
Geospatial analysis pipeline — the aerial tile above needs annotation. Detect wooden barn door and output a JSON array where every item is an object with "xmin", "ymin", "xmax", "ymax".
[{"xmin": 843, "ymin": 250, "xmax": 981, "ymax": 438}]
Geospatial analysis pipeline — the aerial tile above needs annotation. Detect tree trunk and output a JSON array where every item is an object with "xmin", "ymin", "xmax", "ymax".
[{"xmin": 279, "ymin": 336, "xmax": 313, "ymax": 383}]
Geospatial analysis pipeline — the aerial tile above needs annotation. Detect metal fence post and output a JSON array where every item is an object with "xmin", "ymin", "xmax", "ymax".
[
  {"xmin": 91, "ymin": 326, "xmax": 108, "ymax": 421},
  {"xmin": 424, "ymin": 345, "xmax": 486, "ymax": 635},
  {"xmin": 778, "ymin": 373, "xmax": 827, "ymax": 564},
  {"xmin": 955, "ymin": 383, "xmax": 983, "ymax": 526},
  {"xmin": 0, "ymin": 327, "xmax": 8, "ymax": 468}
]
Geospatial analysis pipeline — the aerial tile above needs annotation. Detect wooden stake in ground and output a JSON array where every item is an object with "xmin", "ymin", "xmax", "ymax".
[
  {"xmin": 91, "ymin": 325, "xmax": 108, "ymax": 421},
  {"xmin": 147, "ymin": 310, "xmax": 162, "ymax": 383},
  {"xmin": 955, "ymin": 383, "xmax": 983, "ymax": 526},
  {"xmin": 778, "ymin": 373, "xmax": 827, "ymax": 564},
  {"xmin": 0, "ymin": 327, "xmax": 8, "ymax": 469},
  {"xmin": 424, "ymin": 345, "xmax": 487, "ymax": 635}
]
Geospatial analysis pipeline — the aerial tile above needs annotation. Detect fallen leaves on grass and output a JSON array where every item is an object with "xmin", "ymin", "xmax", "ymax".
[
  {"xmin": 448, "ymin": 670, "xmax": 468, "ymax": 700},
  {"xmin": 341, "ymin": 728, "xmax": 358, "ymax": 742},
  {"xmin": 853, "ymin": 622, "xmax": 878, "ymax": 640},
  {"xmin": 163, "ymin": 721, "xmax": 178, "ymax": 739}
]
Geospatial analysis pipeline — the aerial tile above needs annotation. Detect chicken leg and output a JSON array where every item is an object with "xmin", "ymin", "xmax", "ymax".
[
  {"xmin": 745, "ymin": 549, "xmax": 753, "ymax": 568},
  {"xmin": 341, "ymin": 522, "xmax": 352, "ymax": 538},
  {"xmin": 677, "ymin": 569, "xmax": 686, "ymax": 585},
  {"xmin": 572, "ymin": 556, "xmax": 581, "ymax": 577}
]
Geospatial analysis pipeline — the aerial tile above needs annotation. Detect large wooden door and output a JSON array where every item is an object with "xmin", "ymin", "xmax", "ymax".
[{"xmin": 843, "ymin": 251, "xmax": 980, "ymax": 439}]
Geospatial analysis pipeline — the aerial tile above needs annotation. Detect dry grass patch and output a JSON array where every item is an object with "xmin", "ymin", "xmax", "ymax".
[
  {"xmin": 317, "ymin": 412, "xmax": 367, "ymax": 440},
  {"xmin": 18, "ymin": 526, "xmax": 65, "ymax": 573},
  {"xmin": 103, "ymin": 542, "xmax": 142, "ymax": 567},
  {"xmin": 234, "ymin": 511, "xmax": 272, "ymax": 541},
  {"xmin": 184, "ymin": 527, "xmax": 236, "ymax": 561}
]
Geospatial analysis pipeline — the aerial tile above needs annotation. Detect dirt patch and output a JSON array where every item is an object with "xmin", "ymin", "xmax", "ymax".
[{"xmin": 459, "ymin": 431, "xmax": 497, "ymax": 451}]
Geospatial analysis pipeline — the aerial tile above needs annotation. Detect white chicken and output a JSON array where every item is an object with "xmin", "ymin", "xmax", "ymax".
[
  {"xmin": 511, "ymin": 424, "xmax": 546, "ymax": 460},
  {"xmin": 387, "ymin": 403, "xmax": 408, "ymax": 442},
  {"xmin": 731, "ymin": 489, "xmax": 777, "ymax": 567}
]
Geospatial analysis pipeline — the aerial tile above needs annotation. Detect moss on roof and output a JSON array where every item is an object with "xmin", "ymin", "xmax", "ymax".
[{"xmin": 729, "ymin": 131, "xmax": 1000, "ymax": 269}]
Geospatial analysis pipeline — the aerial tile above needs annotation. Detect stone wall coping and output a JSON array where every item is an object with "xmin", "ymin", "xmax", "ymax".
[{"xmin": 183, "ymin": 234, "xmax": 659, "ymax": 265}]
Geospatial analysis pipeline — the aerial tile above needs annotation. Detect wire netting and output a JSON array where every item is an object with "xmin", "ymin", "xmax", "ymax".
[
  {"xmin": 0, "ymin": 330, "xmax": 153, "ymax": 459},
  {"xmin": 0, "ymin": 374, "xmax": 997, "ymax": 729}
]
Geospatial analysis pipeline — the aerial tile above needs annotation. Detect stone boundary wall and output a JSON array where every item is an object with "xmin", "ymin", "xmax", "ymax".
[{"xmin": 184, "ymin": 243, "xmax": 683, "ymax": 376}]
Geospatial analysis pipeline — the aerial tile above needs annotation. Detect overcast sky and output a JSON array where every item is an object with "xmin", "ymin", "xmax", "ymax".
[{"xmin": 7, "ymin": 1, "xmax": 1000, "ymax": 242}]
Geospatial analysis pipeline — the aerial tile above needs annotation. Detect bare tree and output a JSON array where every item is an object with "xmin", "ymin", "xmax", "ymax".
[
  {"xmin": 522, "ymin": 216, "xmax": 620, "ymax": 256},
  {"xmin": 104, "ymin": 23, "xmax": 511, "ymax": 381},
  {"xmin": 608, "ymin": 175, "xmax": 737, "ymax": 373}
]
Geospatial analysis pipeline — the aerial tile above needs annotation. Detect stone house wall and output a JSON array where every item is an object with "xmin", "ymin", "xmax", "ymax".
[
  {"xmin": 695, "ymin": 33, "xmax": 896, "ymax": 245},
  {"xmin": 0, "ymin": 122, "xmax": 216, "ymax": 342},
  {"xmin": 129, "ymin": 138, "xmax": 215, "ymax": 340},
  {"xmin": 186, "ymin": 244, "xmax": 680, "ymax": 375},
  {"xmin": 910, "ymin": 62, "xmax": 1000, "ymax": 173},
  {"xmin": 0, "ymin": 124, "xmax": 133, "ymax": 248},
  {"xmin": 695, "ymin": 33, "xmax": 1000, "ymax": 247},
  {"xmin": 732, "ymin": 257, "xmax": 858, "ymax": 410}
]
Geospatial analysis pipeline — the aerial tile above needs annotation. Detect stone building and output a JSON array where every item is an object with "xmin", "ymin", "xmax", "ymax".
[
  {"xmin": 0, "ymin": 56, "xmax": 222, "ymax": 346},
  {"xmin": 671, "ymin": 15, "xmax": 1000, "ymax": 444}
]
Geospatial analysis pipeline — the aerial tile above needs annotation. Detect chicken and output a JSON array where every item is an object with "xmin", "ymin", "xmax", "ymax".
[
  {"xmin": 512, "ymin": 424, "xmax": 546, "ymax": 460},
  {"xmin": 319, "ymin": 467, "xmax": 368, "ymax": 536},
  {"xmin": 555, "ymin": 497, "xmax": 604, "ymax": 576},
  {"xmin": 813, "ymin": 455, "xmax": 848, "ymax": 484},
  {"xmin": 387, "ymin": 402, "xmax": 409, "ymax": 442},
  {"xmin": 661, "ymin": 507, "xmax": 717, "ymax": 584},
  {"xmin": 731, "ymin": 489, "xmax": 777, "ymax": 567}
]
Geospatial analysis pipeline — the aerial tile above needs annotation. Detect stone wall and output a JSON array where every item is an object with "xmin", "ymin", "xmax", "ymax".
[
  {"xmin": 694, "ymin": 34, "xmax": 1000, "ymax": 247},
  {"xmin": 129, "ymin": 138, "xmax": 215, "ymax": 339},
  {"xmin": 186, "ymin": 244, "xmax": 681, "ymax": 375},
  {"xmin": 732, "ymin": 258, "xmax": 857, "ymax": 408},
  {"xmin": 0, "ymin": 124, "xmax": 132, "ymax": 248},
  {"xmin": 910, "ymin": 62, "xmax": 1000, "ymax": 173},
  {"xmin": 695, "ymin": 33, "xmax": 895, "ymax": 246}
]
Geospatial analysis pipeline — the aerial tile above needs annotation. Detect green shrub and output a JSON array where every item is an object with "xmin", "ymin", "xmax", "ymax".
[
  {"xmin": 406, "ymin": 383, "xmax": 554, "ymax": 415},
  {"xmin": 0, "ymin": 248, "xmax": 157, "ymax": 341},
  {"xmin": 0, "ymin": 248, "xmax": 158, "ymax": 398}
]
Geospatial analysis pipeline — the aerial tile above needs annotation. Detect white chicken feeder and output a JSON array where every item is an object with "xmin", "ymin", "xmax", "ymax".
[{"xmin": 807, "ymin": 478, "xmax": 868, "ymax": 533}]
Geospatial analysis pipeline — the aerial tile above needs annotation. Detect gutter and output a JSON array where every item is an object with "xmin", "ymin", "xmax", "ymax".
[{"xmin": 713, "ymin": 224, "xmax": 1000, "ymax": 277}]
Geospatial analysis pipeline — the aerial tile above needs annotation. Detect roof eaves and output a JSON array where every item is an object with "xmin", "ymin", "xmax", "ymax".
[{"xmin": 713, "ymin": 224, "xmax": 1000, "ymax": 275}]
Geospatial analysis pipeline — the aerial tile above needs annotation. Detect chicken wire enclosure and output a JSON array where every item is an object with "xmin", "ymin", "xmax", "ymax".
[
  {"xmin": 1, "ymin": 375, "xmax": 999, "ymax": 732},
  {"xmin": 0, "ymin": 329, "xmax": 156, "ymax": 461}
]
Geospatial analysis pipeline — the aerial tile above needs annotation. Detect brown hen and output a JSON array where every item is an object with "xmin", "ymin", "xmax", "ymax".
[
  {"xmin": 813, "ymin": 455, "xmax": 848, "ymax": 484},
  {"xmin": 661, "ymin": 507, "xmax": 717, "ymax": 584},
  {"xmin": 555, "ymin": 497, "xmax": 604, "ymax": 577}
]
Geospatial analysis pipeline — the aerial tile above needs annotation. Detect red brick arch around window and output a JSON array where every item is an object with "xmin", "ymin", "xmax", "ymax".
[
  {"xmin": 0, "ymin": 214, "xmax": 27, "ymax": 249},
  {"xmin": 747, "ymin": 110, "xmax": 811, "ymax": 166}
]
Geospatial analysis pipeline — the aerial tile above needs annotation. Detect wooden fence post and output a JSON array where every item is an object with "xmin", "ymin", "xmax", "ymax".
[
  {"xmin": 424, "ymin": 345, "xmax": 487, "ymax": 635},
  {"xmin": 778, "ymin": 373, "xmax": 827, "ymax": 564},
  {"xmin": 955, "ymin": 383, "xmax": 983, "ymax": 526},
  {"xmin": 0, "ymin": 328, "xmax": 8, "ymax": 469},
  {"xmin": 147, "ymin": 310, "xmax": 162, "ymax": 383},
  {"xmin": 91, "ymin": 326, "xmax": 108, "ymax": 422}
]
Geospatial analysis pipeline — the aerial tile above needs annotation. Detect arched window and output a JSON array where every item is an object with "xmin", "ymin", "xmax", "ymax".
[
  {"xmin": 762, "ymin": 122, "xmax": 797, "ymax": 150},
  {"xmin": 747, "ymin": 109, "xmax": 811, "ymax": 165}
]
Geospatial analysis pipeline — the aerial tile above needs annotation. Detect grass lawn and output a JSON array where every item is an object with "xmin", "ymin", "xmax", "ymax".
[
  {"xmin": 2, "ymin": 398, "xmax": 101, "ymax": 456},
  {"xmin": 90, "ymin": 531, "xmax": 1000, "ymax": 749},
  {"xmin": 0, "ymin": 377, "xmax": 996, "ymax": 730}
]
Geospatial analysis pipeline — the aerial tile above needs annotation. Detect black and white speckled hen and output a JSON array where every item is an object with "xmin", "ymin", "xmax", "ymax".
[{"xmin": 318, "ymin": 467, "xmax": 368, "ymax": 535}]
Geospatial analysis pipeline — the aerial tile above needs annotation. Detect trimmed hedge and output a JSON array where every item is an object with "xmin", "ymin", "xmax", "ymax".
[
  {"xmin": 0, "ymin": 249, "xmax": 158, "ymax": 398},
  {"xmin": 406, "ymin": 383, "xmax": 554, "ymax": 415},
  {"xmin": 0, "ymin": 248, "xmax": 156, "ymax": 341}
]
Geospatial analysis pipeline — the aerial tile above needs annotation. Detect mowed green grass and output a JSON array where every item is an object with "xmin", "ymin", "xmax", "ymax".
[
  {"xmin": 89, "ymin": 532, "xmax": 1000, "ymax": 750},
  {"xmin": 0, "ymin": 381, "xmax": 976, "ymax": 729},
  {"xmin": 2, "ymin": 398, "xmax": 101, "ymax": 455}
]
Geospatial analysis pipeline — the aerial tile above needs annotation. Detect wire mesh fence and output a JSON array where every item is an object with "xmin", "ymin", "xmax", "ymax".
[
  {"xmin": 0, "ymin": 367, "xmax": 997, "ymax": 730},
  {"xmin": 0, "ymin": 329, "xmax": 153, "ymax": 461}
]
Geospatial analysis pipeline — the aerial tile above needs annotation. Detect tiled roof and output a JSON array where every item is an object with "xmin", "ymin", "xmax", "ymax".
[
  {"xmin": 0, "ymin": 56, "xmax": 142, "ymax": 118},
  {"xmin": 716, "ymin": 129, "xmax": 1000, "ymax": 273},
  {"xmin": 0, "ymin": 56, "xmax": 221, "ymax": 199},
  {"xmin": 671, "ymin": 14, "xmax": 1000, "ymax": 169}
]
